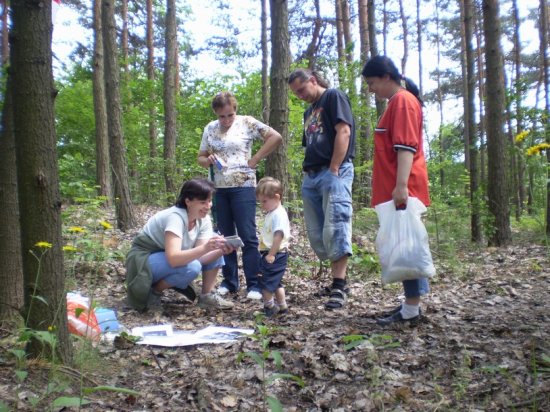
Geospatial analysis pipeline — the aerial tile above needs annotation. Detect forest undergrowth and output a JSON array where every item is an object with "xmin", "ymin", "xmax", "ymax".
[{"xmin": 0, "ymin": 204, "xmax": 548, "ymax": 411}]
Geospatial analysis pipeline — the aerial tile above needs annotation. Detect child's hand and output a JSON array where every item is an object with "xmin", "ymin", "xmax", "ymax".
[{"xmin": 265, "ymin": 254, "xmax": 275, "ymax": 264}]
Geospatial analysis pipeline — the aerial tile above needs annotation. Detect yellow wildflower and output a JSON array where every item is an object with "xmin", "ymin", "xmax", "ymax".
[
  {"xmin": 68, "ymin": 226, "xmax": 86, "ymax": 233},
  {"xmin": 526, "ymin": 143, "xmax": 550, "ymax": 156},
  {"xmin": 514, "ymin": 130, "xmax": 530, "ymax": 144},
  {"xmin": 35, "ymin": 241, "xmax": 52, "ymax": 249},
  {"xmin": 48, "ymin": 325, "xmax": 56, "ymax": 332},
  {"xmin": 100, "ymin": 220, "xmax": 113, "ymax": 230},
  {"xmin": 63, "ymin": 245, "xmax": 78, "ymax": 253}
]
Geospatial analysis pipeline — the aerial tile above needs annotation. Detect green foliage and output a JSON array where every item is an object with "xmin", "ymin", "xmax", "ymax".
[
  {"xmin": 342, "ymin": 333, "xmax": 401, "ymax": 351},
  {"xmin": 238, "ymin": 318, "xmax": 304, "ymax": 411}
]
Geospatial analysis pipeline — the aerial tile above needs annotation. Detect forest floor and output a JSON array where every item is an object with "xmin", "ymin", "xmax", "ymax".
[{"xmin": 1, "ymin": 206, "xmax": 549, "ymax": 411}]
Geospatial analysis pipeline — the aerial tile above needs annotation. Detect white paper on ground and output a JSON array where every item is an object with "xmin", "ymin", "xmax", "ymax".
[{"xmin": 131, "ymin": 324, "xmax": 254, "ymax": 347}]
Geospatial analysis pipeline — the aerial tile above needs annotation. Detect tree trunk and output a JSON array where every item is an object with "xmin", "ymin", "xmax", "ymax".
[
  {"xmin": 463, "ymin": 0, "xmax": 482, "ymax": 243},
  {"xmin": 358, "ymin": 0, "xmax": 372, "ymax": 150},
  {"xmin": 261, "ymin": 0, "xmax": 270, "ymax": 124},
  {"xmin": 398, "ymin": 0, "xmax": 408, "ymax": 74},
  {"xmin": 1, "ymin": 0, "xmax": 8, "ymax": 65},
  {"xmin": 382, "ymin": 0, "xmax": 388, "ymax": 55},
  {"xmin": 147, "ymin": 0, "xmax": 158, "ymax": 168},
  {"xmin": 474, "ymin": 8, "xmax": 487, "ymax": 186},
  {"xmin": 335, "ymin": 0, "xmax": 345, "ymax": 85},
  {"xmin": 416, "ymin": 0, "xmax": 423, "ymax": 97},
  {"xmin": 102, "ymin": 0, "xmax": 136, "ymax": 230},
  {"xmin": 340, "ymin": 0, "xmax": 355, "ymax": 98},
  {"xmin": 435, "ymin": 0, "xmax": 445, "ymax": 187},
  {"xmin": 0, "ymin": 72, "xmax": 24, "ymax": 325},
  {"xmin": 11, "ymin": 0, "xmax": 72, "ymax": 363},
  {"xmin": 92, "ymin": 0, "xmax": 112, "ymax": 201},
  {"xmin": 268, "ymin": 0, "xmax": 290, "ymax": 199},
  {"xmin": 163, "ymin": 0, "xmax": 178, "ymax": 195},
  {"xmin": 302, "ymin": 0, "xmax": 322, "ymax": 69},
  {"xmin": 121, "ymin": 0, "xmax": 129, "ymax": 74},
  {"xmin": 512, "ymin": 0, "xmax": 525, "ymax": 217},
  {"xmin": 482, "ymin": 0, "xmax": 511, "ymax": 246},
  {"xmin": 367, "ymin": 0, "xmax": 385, "ymax": 117},
  {"xmin": 540, "ymin": 0, "xmax": 550, "ymax": 235}
]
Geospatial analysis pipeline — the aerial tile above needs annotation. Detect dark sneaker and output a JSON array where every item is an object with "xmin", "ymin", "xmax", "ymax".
[
  {"xmin": 379, "ymin": 305, "xmax": 422, "ymax": 317},
  {"xmin": 376, "ymin": 311, "xmax": 420, "ymax": 326},
  {"xmin": 173, "ymin": 282, "xmax": 199, "ymax": 302},
  {"xmin": 263, "ymin": 304, "xmax": 280, "ymax": 317}
]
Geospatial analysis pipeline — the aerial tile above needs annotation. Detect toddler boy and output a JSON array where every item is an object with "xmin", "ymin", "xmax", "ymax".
[{"xmin": 256, "ymin": 177, "xmax": 291, "ymax": 316}]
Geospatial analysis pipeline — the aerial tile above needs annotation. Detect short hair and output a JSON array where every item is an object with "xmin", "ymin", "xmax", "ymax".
[
  {"xmin": 288, "ymin": 68, "xmax": 330, "ymax": 89},
  {"xmin": 175, "ymin": 178, "xmax": 216, "ymax": 209},
  {"xmin": 211, "ymin": 91, "xmax": 238, "ymax": 112},
  {"xmin": 256, "ymin": 176, "xmax": 283, "ymax": 200}
]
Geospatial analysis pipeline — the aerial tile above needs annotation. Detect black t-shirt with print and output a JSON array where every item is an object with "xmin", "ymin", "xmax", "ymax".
[{"xmin": 302, "ymin": 88, "xmax": 356, "ymax": 170}]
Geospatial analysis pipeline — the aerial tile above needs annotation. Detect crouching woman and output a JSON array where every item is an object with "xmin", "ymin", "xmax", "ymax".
[{"xmin": 126, "ymin": 178, "xmax": 235, "ymax": 312}]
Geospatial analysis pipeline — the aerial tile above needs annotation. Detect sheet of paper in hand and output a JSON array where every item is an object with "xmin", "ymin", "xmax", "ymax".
[{"xmin": 225, "ymin": 235, "xmax": 244, "ymax": 248}]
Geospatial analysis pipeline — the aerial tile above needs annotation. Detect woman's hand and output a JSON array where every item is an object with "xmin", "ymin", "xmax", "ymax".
[
  {"xmin": 392, "ymin": 184, "xmax": 409, "ymax": 208},
  {"xmin": 265, "ymin": 254, "xmax": 275, "ymax": 264},
  {"xmin": 204, "ymin": 235, "xmax": 226, "ymax": 251}
]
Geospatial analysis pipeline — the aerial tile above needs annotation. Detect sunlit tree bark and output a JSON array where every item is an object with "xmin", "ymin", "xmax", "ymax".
[
  {"xmin": 539, "ymin": 0, "xmax": 550, "ymax": 235},
  {"xmin": 92, "ymin": 0, "xmax": 112, "ymax": 201},
  {"xmin": 102, "ymin": 0, "xmax": 136, "ymax": 230},
  {"xmin": 398, "ymin": 0, "xmax": 408, "ymax": 73},
  {"xmin": 463, "ymin": 0, "xmax": 482, "ymax": 243},
  {"xmin": 163, "ymin": 0, "xmax": 177, "ymax": 194},
  {"xmin": 482, "ymin": 0, "xmax": 511, "ymax": 246},
  {"xmin": 261, "ymin": 0, "xmax": 270, "ymax": 123},
  {"xmin": 0, "ymin": 74, "xmax": 24, "ymax": 325},
  {"xmin": 268, "ymin": 0, "xmax": 290, "ymax": 199},
  {"xmin": 146, "ymin": 0, "xmax": 158, "ymax": 160},
  {"xmin": 11, "ymin": 0, "xmax": 72, "ymax": 362}
]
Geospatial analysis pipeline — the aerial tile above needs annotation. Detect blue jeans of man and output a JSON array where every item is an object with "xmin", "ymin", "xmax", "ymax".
[
  {"xmin": 215, "ymin": 187, "xmax": 260, "ymax": 292},
  {"xmin": 302, "ymin": 162, "xmax": 354, "ymax": 262},
  {"xmin": 148, "ymin": 252, "xmax": 224, "ymax": 289}
]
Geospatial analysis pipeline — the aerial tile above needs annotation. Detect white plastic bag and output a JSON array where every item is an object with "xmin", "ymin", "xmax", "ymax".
[{"xmin": 375, "ymin": 197, "xmax": 436, "ymax": 285}]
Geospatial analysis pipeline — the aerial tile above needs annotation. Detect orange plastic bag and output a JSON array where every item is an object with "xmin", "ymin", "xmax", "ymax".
[{"xmin": 66, "ymin": 294, "xmax": 101, "ymax": 341}]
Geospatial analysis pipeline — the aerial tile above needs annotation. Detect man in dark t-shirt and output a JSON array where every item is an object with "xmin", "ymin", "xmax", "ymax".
[{"xmin": 289, "ymin": 68, "xmax": 356, "ymax": 310}]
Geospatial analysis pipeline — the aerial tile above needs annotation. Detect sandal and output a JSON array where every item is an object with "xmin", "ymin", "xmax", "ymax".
[
  {"xmin": 315, "ymin": 285, "xmax": 351, "ymax": 298},
  {"xmin": 325, "ymin": 288, "xmax": 347, "ymax": 310}
]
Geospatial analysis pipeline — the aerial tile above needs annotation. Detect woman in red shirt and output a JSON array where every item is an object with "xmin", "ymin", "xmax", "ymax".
[{"xmin": 362, "ymin": 55, "xmax": 430, "ymax": 326}]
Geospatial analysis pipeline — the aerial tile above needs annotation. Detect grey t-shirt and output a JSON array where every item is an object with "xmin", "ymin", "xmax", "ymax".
[{"xmin": 142, "ymin": 206, "xmax": 213, "ymax": 250}]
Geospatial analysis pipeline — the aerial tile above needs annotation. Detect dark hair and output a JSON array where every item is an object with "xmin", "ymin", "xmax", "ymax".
[
  {"xmin": 288, "ymin": 68, "xmax": 330, "ymax": 89},
  {"xmin": 175, "ymin": 178, "xmax": 216, "ymax": 209},
  {"xmin": 361, "ymin": 55, "xmax": 423, "ymax": 105},
  {"xmin": 211, "ymin": 91, "xmax": 238, "ymax": 111}
]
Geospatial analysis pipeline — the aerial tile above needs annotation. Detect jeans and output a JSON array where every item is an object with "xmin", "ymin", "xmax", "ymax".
[
  {"xmin": 148, "ymin": 252, "xmax": 224, "ymax": 289},
  {"xmin": 403, "ymin": 278, "xmax": 430, "ymax": 298},
  {"xmin": 302, "ymin": 162, "xmax": 354, "ymax": 262},
  {"xmin": 215, "ymin": 187, "xmax": 260, "ymax": 292},
  {"xmin": 259, "ymin": 251, "xmax": 288, "ymax": 293}
]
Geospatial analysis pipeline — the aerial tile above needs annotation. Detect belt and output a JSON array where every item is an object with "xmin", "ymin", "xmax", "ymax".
[
  {"xmin": 303, "ymin": 165, "xmax": 328, "ymax": 173},
  {"xmin": 260, "ymin": 248, "xmax": 288, "ymax": 254}
]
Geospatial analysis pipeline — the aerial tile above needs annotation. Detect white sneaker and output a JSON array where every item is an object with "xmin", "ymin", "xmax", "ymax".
[
  {"xmin": 246, "ymin": 290, "xmax": 262, "ymax": 300},
  {"xmin": 217, "ymin": 286, "xmax": 230, "ymax": 296}
]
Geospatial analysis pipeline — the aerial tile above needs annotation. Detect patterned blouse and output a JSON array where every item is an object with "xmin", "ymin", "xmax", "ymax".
[{"xmin": 200, "ymin": 115, "xmax": 271, "ymax": 188}]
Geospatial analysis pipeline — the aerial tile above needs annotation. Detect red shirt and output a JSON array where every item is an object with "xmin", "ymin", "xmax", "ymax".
[{"xmin": 371, "ymin": 89, "xmax": 430, "ymax": 207}]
